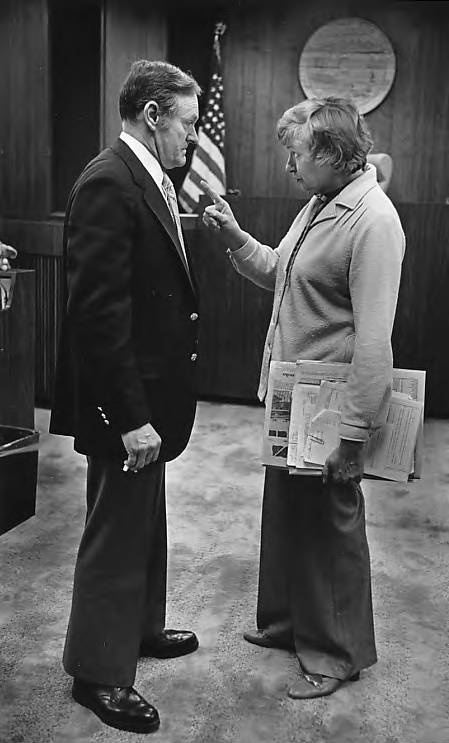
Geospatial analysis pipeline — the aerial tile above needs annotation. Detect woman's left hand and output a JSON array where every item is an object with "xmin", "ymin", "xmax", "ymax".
[{"xmin": 323, "ymin": 439, "xmax": 365, "ymax": 485}]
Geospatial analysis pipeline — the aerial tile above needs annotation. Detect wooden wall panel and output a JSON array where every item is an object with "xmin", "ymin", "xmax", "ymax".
[
  {"xmin": 2, "ymin": 220, "xmax": 64, "ymax": 405},
  {"xmin": 0, "ymin": 0, "xmax": 50, "ymax": 218},
  {"xmin": 50, "ymin": 0, "xmax": 102, "ymax": 212},
  {"xmin": 393, "ymin": 203, "xmax": 449, "ymax": 417},
  {"xmin": 103, "ymin": 0, "xmax": 168, "ymax": 147},
  {"xmin": 222, "ymin": 0, "xmax": 449, "ymax": 203},
  {"xmin": 20, "ymin": 253, "xmax": 64, "ymax": 405},
  {"xmin": 189, "ymin": 197, "xmax": 301, "ymax": 400},
  {"xmin": 0, "ymin": 270, "xmax": 35, "ymax": 428},
  {"xmin": 369, "ymin": 2, "xmax": 449, "ymax": 204}
]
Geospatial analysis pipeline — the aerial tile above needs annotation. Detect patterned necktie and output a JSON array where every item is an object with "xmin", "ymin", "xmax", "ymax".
[{"xmin": 162, "ymin": 173, "xmax": 185, "ymax": 248}]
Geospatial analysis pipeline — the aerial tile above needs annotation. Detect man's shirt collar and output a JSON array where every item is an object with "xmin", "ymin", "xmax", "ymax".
[{"xmin": 119, "ymin": 131, "xmax": 164, "ymax": 189}]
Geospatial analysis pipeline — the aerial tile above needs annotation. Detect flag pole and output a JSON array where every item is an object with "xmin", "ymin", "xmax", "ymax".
[
  {"xmin": 178, "ymin": 21, "xmax": 227, "ymax": 214},
  {"xmin": 214, "ymin": 21, "xmax": 227, "ymax": 64}
]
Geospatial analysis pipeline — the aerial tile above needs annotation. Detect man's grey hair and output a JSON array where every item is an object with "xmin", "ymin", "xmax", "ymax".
[{"xmin": 277, "ymin": 97, "xmax": 373, "ymax": 175}]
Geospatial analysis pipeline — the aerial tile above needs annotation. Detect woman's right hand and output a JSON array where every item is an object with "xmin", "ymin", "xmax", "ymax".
[{"xmin": 201, "ymin": 180, "xmax": 249, "ymax": 251}]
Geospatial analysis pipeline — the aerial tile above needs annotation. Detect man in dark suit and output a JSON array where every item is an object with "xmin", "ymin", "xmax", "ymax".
[{"xmin": 50, "ymin": 60, "xmax": 202, "ymax": 734}]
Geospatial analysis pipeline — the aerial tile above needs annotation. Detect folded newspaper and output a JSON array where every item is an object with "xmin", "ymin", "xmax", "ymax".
[{"xmin": 262, "ymin": 360, "xmax": 425, "ymax": 483}]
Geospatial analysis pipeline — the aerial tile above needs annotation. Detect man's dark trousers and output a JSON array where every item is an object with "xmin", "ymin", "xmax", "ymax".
[{"xmin": 63, "ymin": 457, "xmax": 167, "ymax": 687}]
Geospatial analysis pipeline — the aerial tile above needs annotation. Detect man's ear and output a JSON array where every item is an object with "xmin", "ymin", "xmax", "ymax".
[{"xmin": 143, "ymin": 101, "xmax": 159, "ymax": 131}]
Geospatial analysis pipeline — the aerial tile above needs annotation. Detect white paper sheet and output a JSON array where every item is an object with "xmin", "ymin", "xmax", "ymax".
[
  {"xmin": 261, "ymin": 361, "xmax": 296, "ymax": 468},
  {"xmin": 391, "ymin": 369, "xmax": 426, "ymax": 478},
  {"xmin": 364, "ymin": 394, "xmax": 424, "ymax": 482},
  {"xmin": 304, "ymin": 408, "xmax": 342, "ymax": 466},
  {"xmin": 287, "ymin": 383, "xmax": 321, "ymax": 472}
]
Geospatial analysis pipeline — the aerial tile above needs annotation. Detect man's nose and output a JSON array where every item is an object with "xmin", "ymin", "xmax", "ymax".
[{"xmin": 188, "ymin": 127, "xmax": 199, "ymax": 144}]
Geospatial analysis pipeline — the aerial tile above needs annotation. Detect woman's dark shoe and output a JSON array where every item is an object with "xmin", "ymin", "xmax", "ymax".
[
  {"xmin": 288, "ymin": 671, "xmax": 360, "ymax": 699},
  {"xmin": 140, "ymin": 629, "xmax": 199, "ymax": 658},
  {"xmin": 243, "ymin": 629, "xmax": 293, "ymax": 650},
  {"xmin": 72, "ymin": 678, "xmax": 160, "ymax": 733}
]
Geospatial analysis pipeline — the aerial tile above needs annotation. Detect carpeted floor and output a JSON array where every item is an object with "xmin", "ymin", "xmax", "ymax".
[{"xmin": 0, "ymin": 403, "xmax": 448, "ymax": 743}]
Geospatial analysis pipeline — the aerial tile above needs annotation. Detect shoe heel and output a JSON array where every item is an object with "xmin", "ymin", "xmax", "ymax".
[{"xmin": 349, "ymin": 672, "xmax": 360, "ymax": 682}]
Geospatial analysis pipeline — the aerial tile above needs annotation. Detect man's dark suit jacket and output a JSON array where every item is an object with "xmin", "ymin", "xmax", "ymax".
[{"xmin": 50, "ymin": 139, "xmax": 199, "ymax": 462}]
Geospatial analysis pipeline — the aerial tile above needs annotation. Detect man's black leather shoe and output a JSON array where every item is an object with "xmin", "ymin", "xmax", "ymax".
[
  {"xmin": 72, "ymin": 678, "xmax": 160, "ymax": 734},
  {"xmin": 140, "ymin": 629, "xmax": 199, "ymax": 658}
]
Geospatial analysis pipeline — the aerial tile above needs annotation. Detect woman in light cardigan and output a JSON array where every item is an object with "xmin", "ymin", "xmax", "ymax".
[{"xmin": 202, "ymin": 98, "xmax": 405, "ymax": 699}]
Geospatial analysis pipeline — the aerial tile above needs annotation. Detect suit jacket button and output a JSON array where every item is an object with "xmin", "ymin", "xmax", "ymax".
[
  {"xmin": 190, "ymin": 353, "xmax": 198, "ymax": 361},
  {"xmin": 190, "ymin": 312, "xmax": 199, "ymax": 321}
]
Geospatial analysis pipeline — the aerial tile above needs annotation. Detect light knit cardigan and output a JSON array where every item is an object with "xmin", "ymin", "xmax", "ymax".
[{"xmin": 229, "ymin": 165, "xmax": 405, "ymax": 442}]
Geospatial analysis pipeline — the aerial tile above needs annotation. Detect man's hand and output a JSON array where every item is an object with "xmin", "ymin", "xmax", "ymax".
[
  {"xmin": 323, "ymin": 439, "xmax": 365, "ymax": 486},
  {"xmin": 0, "ymin": 241, "xmax": 18, "ymax": 271},
  {"xmin": 121, "ymin": 422, "xmax": 161, "ymax": 472},
  {"xmin": 201, "ymin": 180, "xmax": 249, "ymax": 251}
]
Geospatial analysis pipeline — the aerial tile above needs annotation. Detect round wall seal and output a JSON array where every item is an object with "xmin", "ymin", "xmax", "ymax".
[{"xmin": 299, "ymin": 17, "xmax": 396, "ymax": 114}]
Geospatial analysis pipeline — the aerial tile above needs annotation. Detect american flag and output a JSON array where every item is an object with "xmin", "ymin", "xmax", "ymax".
[{"xmin": 179, "ymin": 22, "xmax": 226, "ymax": 213}]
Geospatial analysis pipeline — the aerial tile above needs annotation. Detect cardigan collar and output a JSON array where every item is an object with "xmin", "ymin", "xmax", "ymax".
[
  {"xmin": 326, "ymin": 163, "xmax": 378, "ymax": 209},
  {"xmin": 310, "ymin": 164, "xmax": 379, "ymax": 224}
]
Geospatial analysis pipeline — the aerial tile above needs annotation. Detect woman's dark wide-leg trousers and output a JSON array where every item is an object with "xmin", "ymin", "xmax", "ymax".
[{"xmin": 256, "ymin": 467, "xmax": 377, "ymax": 680}]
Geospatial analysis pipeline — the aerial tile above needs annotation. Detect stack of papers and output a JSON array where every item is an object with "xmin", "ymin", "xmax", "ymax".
[{"xmin": 262, "ymin": 360, "xmax": 425, "ymax": 483}]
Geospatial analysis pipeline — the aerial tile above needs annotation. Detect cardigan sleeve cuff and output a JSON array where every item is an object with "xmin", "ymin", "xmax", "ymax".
[
  {"xmin": 227, "ymin": 236, "xmax": 259, "ymax": 263},
  {"xmin": 339, "ymin": 420, "xmax": 371, "ymax": 443}
]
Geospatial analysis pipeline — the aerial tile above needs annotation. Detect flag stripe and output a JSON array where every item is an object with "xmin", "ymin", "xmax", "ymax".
[
  {"xmin": 188, "ymin": 156, "xmax": 226, "ymax": 195},
  {"xmin": 178, "ymin": 180, "xmax": 204, "ymax": 207},
  {"xmin": 195, "ymin": 139, "xmax": 225, "ymax": 183},
  {"xmin": 179, "ymin": 190, "xmax": 198, "ymax": 214},
  {"xmin": 180, "ymin": 177, "xmax": 203, "ymax": 205},
  {"xmin": 197, "ymin": 129, "xmax": 225, "ymax": 161},
  {"xmin": 179, "ymin": 175, "xmax": 203, "ymax": 214},
  {"xmin": 180, "ymin": 175, "xmax": 202, "ymax": 202}
]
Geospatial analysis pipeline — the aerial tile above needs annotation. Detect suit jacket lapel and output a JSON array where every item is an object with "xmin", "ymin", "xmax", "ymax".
[{"xmin": 111, "ymin": 140, "xmax": 197, "ymax": 296}]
